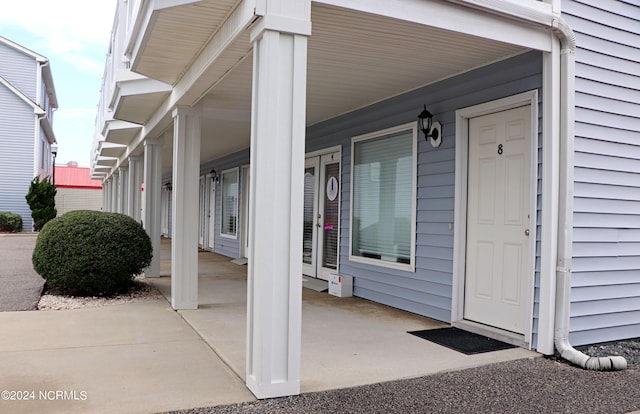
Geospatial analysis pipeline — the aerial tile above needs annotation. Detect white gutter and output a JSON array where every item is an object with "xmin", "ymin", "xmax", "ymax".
[{"xmin": 448, "ymin": 0, "xmax": 626, "ymax": 370}]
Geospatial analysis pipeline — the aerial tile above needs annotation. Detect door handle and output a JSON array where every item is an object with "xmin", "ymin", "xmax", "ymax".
[{"xmin": 524, "ymin": 229, "xmax": 530, "ymax": 236}]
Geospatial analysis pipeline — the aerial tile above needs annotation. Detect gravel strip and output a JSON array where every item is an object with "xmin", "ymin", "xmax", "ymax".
[
  {"xmin": 163, "ymin": 342, "xmax": 640, "ymax": 414},
  {"xmin": 37, "ymin": 275, "xmax": 162, "ymax": 310}
]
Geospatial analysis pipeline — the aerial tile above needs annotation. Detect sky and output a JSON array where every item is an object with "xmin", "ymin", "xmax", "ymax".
[{"xmin": 1, "ymin": 0, "xmax": 118, "ymax": 167}]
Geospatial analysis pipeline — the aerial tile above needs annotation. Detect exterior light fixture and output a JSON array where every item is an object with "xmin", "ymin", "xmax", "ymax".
[
  {"xmin": 417, "ymin": 105, "xmax": 442, "ymax": 148},
  {"xmin": 210, "ymin": 169, "xmax": 219, "ymax": 183}
]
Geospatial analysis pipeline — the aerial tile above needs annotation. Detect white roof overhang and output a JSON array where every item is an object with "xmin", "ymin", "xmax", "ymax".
[
  {"xmin": 111, "ymin": 71, "xmax": 172, "ymax": 124},
  {"xmin": 102, "ymin": 120, "xmax": 142, "ymax": 146},
  {"xmin": 112, "ymin": 0, "xmax": 555, "ymax": 178}
]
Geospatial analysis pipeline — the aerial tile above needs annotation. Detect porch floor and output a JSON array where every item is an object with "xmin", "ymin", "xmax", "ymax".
[{"xmin": 151, "ymin": 237, "xmax": 538, "ymax": 394}]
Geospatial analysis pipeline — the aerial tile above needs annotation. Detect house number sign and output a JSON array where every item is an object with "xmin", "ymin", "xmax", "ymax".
[
  {"xmin": 498, "ymin": 144, "xmax": 504, "ymax": 155},
  {"xmin": 326, "ymin": 176, "xmax": 338, "ymax": 201}
]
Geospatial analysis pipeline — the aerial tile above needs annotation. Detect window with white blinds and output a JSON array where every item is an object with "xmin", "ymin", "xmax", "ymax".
[
  {"xmin": 221, "ymin": 168, "xmax": 238, "ymax": 237},
  {"xmin": 350, "ymin": 124, "xmax": 417, "ymax": 270}
]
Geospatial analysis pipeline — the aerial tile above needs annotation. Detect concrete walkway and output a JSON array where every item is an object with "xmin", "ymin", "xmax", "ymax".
[
  {"xmin": 0, "ymin": 234, "xmax": 45, "ymax": 311},
  {"xmin": 0, "ymin": 299, "xmax": 255, "ymax": 414},
  {"xmin": 148, "ymin": 244, "xmax": 536, "ymax": 394},
  {"xmin": 0, "ymin": 236, "xmax": 539, "ymax": 414}
]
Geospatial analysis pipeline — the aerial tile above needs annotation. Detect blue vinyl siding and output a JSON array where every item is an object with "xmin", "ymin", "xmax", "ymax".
[
  {"xmin": 307, "ymin": 51, "xmax": 543, "ymax": 324},
  {"xmin": 563, "ymin": 0, "xmax": 640, "ymax": 345},
  {"xmin": 195, "ymin": 52, "xmax": 544, "ymax": 332},
  {"xmin": 203, "ymin": 149, "xmax": 249, "ymax": 259}
]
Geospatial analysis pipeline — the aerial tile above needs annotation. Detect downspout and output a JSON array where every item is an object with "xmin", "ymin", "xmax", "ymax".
[
  {"xmin": 446, "ymin": 0, "xmax": 627, "ymax": 370},
  {"xmin": 551, "ymin": 18, "xmax": 626, "ymax": 371}
]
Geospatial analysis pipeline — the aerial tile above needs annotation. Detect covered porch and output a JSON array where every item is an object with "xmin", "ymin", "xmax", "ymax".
[
  {"xmin": 150, "ymin": 237, "xmax": 536, "ymax": 393},
  {"xmin": 91, "ymin": 0, "xmax": 574, "ymax": 399}
]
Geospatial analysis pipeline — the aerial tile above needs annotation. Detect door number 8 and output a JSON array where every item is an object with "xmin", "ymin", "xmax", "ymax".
[{"xmin": 497, "ymin": 144, "xmax": 504, "ymax": 155}]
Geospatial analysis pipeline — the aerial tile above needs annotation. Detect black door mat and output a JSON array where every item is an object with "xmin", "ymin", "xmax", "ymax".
[{"xmin": 408, "ymin": 327, "xmax": 517, "ymax": 355}]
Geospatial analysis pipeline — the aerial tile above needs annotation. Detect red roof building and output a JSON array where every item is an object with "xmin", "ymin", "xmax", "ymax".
[
  {"xmin": 54, "ymin": 164, "xmax": 103, "ymax": 215},
  {"xmin": 55, "ymin": 165, "xmax": 103, "ymax": 189}
]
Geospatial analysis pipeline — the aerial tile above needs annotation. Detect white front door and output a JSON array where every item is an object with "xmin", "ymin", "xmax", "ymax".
[
  {"xmin": 464, "ymin": 105, "xmax": 531, "ymax": 334},
  {"xmin": 303, "ymin": 152, "xmax": 340, "ymax": 281}
]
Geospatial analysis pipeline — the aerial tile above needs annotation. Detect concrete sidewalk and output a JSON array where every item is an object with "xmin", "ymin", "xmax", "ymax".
[
  {"xmin": 0, "ymin": 299, "xmax": 255, "ymax": 414},
  {"xmin": 0, "ymin": 234, "xmax": 45, "ymax": 311}
]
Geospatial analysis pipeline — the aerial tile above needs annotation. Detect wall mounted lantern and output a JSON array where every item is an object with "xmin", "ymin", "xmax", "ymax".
[
  {"xmin": 417, "ymin": 105, "xmax": 442, "ymax": 148},
  {"xmin": 210, "ymin": 169, "xmax": 219, "ymax": 184}
]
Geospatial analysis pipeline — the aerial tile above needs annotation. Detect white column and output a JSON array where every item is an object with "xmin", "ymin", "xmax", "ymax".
[
  {"xmin": 143, "ymin": 138, "xmax": 163, "ymax": 278},
  {"xmin": 119, "ymin": 166, "xmax": 129, "ymax": 215},
  {"xmin": 246, "ymin": 0, "xmax": 310, "ymax": 399},
  {"xmin": 128, "ymin": 156, "xmax": 143, "ymax": 222},
  {"xmin": 103, "ymin": 178, "xmax": 111, "ymax": 212},
  {"xmin": 111, "ymin": 171, "xmax": 119, "ymax": 213},
  {"xmin": 171, "ymin": 107, "xmax": 201, "ymax": 310}
]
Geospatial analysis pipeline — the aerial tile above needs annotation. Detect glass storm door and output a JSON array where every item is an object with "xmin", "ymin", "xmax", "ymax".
[
  {"xmin": 303, "ymin": 152, "xmax": 340, "ymax": 281},
  {"xmin": 199, "ymin": 176, "xmax": 206, "ymax": 247},
  {"xmin": 207, "ymin": 174, "xmax": 216, "ymax": 250}
]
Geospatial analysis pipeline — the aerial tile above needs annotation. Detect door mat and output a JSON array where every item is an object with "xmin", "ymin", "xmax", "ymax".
[
  {"xmin": 302, "ymin": 277, "xmax": 328, "ymax": 292},
  {"xmin": 408, "ymin": 327, "xmax": 516, "ymax": 355}
]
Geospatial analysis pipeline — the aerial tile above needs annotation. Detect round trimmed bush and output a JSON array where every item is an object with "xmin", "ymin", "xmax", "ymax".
[{"xmin": 32, "ymin": 210, "xmax": 152, "ymax": 297}]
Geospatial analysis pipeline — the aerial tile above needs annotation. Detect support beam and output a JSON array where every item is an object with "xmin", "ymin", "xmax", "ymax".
[
  {"xmin": 128, "ymin": 156, "xmax": 143, "ymax": 222},
  {"xmin": 171, "ymin": 106, "xmax": 201, "ymax": 310},
  {"xmin": 246, "ymin": 0, "xmax": 310, "ymax": 399},
  {"xmin": 143, "ymin": 138, "xmax": 163, "ymax": 278}
]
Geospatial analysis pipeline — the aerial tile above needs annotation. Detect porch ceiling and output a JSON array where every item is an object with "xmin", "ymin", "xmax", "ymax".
[
  {"xmin": 135, "ymin": 2, "xmax": 529, "ymax": 176},
  {"xmin": 130, "ymin": 0, "xmax": 239, "ymax": 85},
  {"xmin": 113, "ymin": 78, "xmax": 172, "ymax": 125},
  {"xmin": 189, "ymin": 3, "xmax": 527, "ymax": 166},
  {"xmin": 103, "ymin": 120, "xmax": 142, "ymax": 146}
]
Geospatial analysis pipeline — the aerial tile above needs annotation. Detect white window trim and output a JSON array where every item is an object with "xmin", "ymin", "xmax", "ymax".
[
  {"xmin": 220, "ymin": 167, "xmax": 239, "ymax": 239},
  {"xmin": 349, "ymin": 122, "xmax": 418, "ymax": 272}
]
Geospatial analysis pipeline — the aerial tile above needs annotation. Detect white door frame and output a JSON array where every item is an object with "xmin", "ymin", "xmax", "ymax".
[
  {"xmin": 452, "ymin": 91, "xmax": 538, "ymax": 347},
  {"xmin": 241, "ymin": 164, "xmax": 251, "ymax": 259},
  {"xmin": 304, "ymin": 145, "xmax": 341, "ymax": 280}
]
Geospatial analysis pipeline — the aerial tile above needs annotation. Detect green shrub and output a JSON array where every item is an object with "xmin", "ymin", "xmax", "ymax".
[
  {"xmin": 25, "ymin": 175, "xmax": 57, "ymax": 231},
  {"xmin": 0, "ymin": 212, "xmax": 23, "ymax": 232},
  {"xmin": 32, "ymin": 210, "xmax": 152, "ymax": 297}
]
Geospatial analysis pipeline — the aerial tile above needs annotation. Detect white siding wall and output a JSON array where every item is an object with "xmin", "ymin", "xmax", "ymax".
[
  {"xmin": 563, "ymin": 0, "xmax": 640, "ymax": 345},
  {"xmin": 0, "ymin": 42, "xmax": 37, "ymax": 100},
  {"xmin": 55, "ymin": 188, "xmax": 103, "ymax": 216}
]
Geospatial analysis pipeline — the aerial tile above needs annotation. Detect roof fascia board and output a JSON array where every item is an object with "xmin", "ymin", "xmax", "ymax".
[
  {"xmin": 0, "ymin": 75, "xmax": 46, "ymax": 115},
  {"xmin": 40, "ymin": 62, "xmax": 59, "ymax": 108},
  {"xmin": 313, "ymin": 0, "xmax": 553, "ymax": 52},
  {"xmin": 0, "ymin": 35, "xmax": 47, "ymax": 61},
  {"xmin": 40, "ymin": 116, "xmax": 57, "ymax": 144}
]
